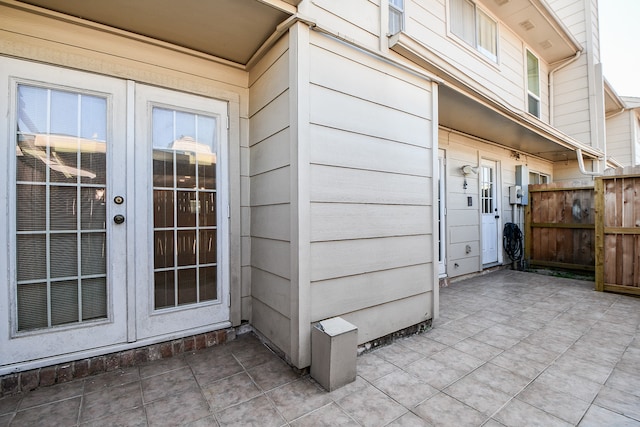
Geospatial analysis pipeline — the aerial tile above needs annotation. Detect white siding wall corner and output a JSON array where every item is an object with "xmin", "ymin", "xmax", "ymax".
[
  {"xmin": 248, "ymin": 33, "xmax": 294, "ymax": 355},
  {"xmin": 307, "ymin": 30, "xmax": 436, "ymax": 345}
]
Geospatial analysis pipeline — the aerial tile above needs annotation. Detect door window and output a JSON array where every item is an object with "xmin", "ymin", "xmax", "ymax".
[
  {"xmin": 151, "ymin": 108, "xmax": 219, "ymax": 309},
  {"xmin": 15, "ymin": 85, "xmax": 108, "ymax": 331}
]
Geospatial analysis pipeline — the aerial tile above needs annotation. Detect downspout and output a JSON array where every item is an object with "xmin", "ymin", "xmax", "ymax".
[
  {"xmin": 575, "ymin": 148, "xmax": 603, "ymax": 176},
  {"xmin": 549, "ymin": 50, "xmax": 582, "ymax": 127}
]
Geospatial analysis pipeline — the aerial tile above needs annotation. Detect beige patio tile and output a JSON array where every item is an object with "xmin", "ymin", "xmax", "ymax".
[
  {"xmin": 494, "ymin": 399, "xmax": 572, "ymax": 427},
  {"xmin": 267, "ymin": 377, "xmax": 332, "ymax": 421},
  {"xmin": 337, "ymin": 384, "xmax": 407, "ymax": 427},
  {"xmin": 533, "ymin": 369, "xmax": 602, "ymax": 403},
  {"xmin": 516, "ymin": 380, "xmax": 590, "ymax": 425},
  {"xmin": 405, "ymin": 356, "xmax": 473, "ymax": 390},
  {"xmin": 373, "ymin": 342, "xmax": 424, "ymax": 368},
  {"xmin": 452, "ymin": 338, "xmax": 503, "ymax": 361},
  {"xmin": 373, "ymin": 370, "xmax": 438, "ymax": 408},
  {"xmin": 444, "ymin": 376, "xmax": 512, "ymax": 416},
  {"xmin": 246, "ymin": 357, "xmax": 300, "ymax": 391},
  {"xmin": 605, "ymin": 368, "xmax": 640, "ymax": 399},
  {"xmin": 465, "ymin": 362, "xmax": 531, "ymax": 396},
  {"xmin": 356, "ymin": 352, "xmax": 400, "ymax": 382},
  {"xmin": 81, "ymin": 381, "xmax": 143, "ymax": 423},
  {"xmin": 396, "ymin": 336, "xmax": 448, "ymax": 357},
  {"xmin": 594, "ymin": 385, "xmax": 640, "ymax": 422},
  {"xmin": 290, "ymin": 402, "xmax": 358, "ymax": 426},
  {"xmin": 145, "ymin": 386, "xmax": 211, "ymax": 427},
  {"xmin": 578, "ymin": 404, "xmax": 640, "ymax": 427},
  {"xmin": 201, "ymin": 372, "xmax": 261, "ymax": 412},
  {"xmin": 413, "ymin": 392, "xmax": 487, "ymax": 427},
  {"xmin": 214, "ymin": 395, "xmax": 284, "ymax": 427},
  {"xmin": 386, "ymin": 411, "xmax": 433, "ymax": 426},
  {"xmin": 11, "ymin": 397, "xmax": 81, "ymax": 427}
]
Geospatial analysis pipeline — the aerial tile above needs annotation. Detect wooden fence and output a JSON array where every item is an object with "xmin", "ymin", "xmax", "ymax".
[
  {"xmin": 524, "ymin": 183, "xmax": 596, "ymax": 272},
  {"xmin": 595, "ymin": 168, "xmax": 640, "ymax": 294}
]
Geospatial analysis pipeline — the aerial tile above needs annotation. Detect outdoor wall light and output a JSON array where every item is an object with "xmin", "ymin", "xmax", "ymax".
[{"xmin": 461, "ymin": 165, "xmax": 478, "ymax": 189}]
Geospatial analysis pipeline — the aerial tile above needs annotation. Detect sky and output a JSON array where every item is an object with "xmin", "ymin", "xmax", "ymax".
[{"xmin": 599, "ymin": 0, "xmax": 640, "ymax": 98}]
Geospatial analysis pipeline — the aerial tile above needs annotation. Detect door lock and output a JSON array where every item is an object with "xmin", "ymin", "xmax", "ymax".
[
  {"xmin": 114, "ymin": 196, "xmax": 124, "ymax": 205},
  {"xmin": 114, "ymin": 214, "xmax": 125, "ymax": 224}
]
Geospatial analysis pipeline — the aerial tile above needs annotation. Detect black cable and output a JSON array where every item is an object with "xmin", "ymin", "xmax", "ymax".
[{"xmin": 503, "ymin": 222, "xmax": 523, "ymax": 262}]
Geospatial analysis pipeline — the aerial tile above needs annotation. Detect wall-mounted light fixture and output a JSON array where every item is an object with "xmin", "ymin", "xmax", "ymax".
[{"xmin": 461, "ymin": 165, "xmax": 478, "ymax": 189}]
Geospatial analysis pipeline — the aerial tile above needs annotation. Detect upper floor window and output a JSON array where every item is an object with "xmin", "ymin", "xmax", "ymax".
[
  {"xmin": 389, "ymin": 0, "xmax": 404, "ymax": 35},
  {"xmin": 527, "ymin": 50, "xmax": 540, "ymax": 117},
  {"xmin": 450, "ymin": 0, "xmax": 498, "ymax": 62}
]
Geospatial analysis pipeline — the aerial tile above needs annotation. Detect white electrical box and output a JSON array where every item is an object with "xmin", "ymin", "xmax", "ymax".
[{"xmin": 509, "ymin": 185, "xmax": 522, "ymax": 205}]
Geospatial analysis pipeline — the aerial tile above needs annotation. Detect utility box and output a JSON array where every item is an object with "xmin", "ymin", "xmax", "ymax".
[
  {"xmin": 515, "ymin": 165, "xmax": 529, "ymax": 205},
  {"xmin": 311, "ymin": 317, "xmax": 358, "ymax": 391},
  {"xmin": 509, "ymin": 185, "xmax": 522, "ymax": 205}
]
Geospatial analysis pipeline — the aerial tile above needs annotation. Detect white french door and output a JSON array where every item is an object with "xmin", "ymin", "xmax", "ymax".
[
  {"xmin": 0, "ymin": 59, "xmax": 230, "ymax": 369},
  {"xmin": 0, "ymin": 58, "xmax": 129, "ymax": 366},
  {"xmin": 481, "ymin": 159, "xmax": 500, "ymax": 265},
  {"xmin": 133, "ymin": 84, "xmax": 230, "ymax": 341}
]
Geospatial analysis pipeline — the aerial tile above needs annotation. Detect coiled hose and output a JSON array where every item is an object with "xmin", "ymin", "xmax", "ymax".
[{"xmin": 503, "ymin": 222, "xmax": 523, "ymax": 262}]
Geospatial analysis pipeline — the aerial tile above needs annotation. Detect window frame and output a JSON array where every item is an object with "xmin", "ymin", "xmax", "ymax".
[
  {"xmin": 449, "ymin": 0, "xmax": 499, "ymax": 63},
  {"xmin": 389, "ymin": 0, "xmax": 405, "ymax": 35},
  {"xmin": 526, "ymin": 49, "xmax": 541, "ymax": 118},
  {"xmin": 529, "ymin": 171, "xmax": 549, "ymax": 185}
]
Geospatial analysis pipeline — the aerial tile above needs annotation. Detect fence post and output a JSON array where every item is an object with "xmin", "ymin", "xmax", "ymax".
[
  {"xmin": 524, "ymin": 194, "xmax": 532, "ymax": 268},
  {"xmin": 594, "ymin": 177, "xmax": 604, "ymax": 292}
]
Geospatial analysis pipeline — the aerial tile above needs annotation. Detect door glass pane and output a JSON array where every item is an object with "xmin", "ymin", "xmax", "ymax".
[
  {"xmin": 15, "ymin": 84, "xmax": 108, "ymax": 331},
  {"xmin": 481, "ymin": 166, "xmax": 494, "ymax": 214},
  {"xmin": 151, "ymin": 106, "xmax": 218, "ymax": 310}
]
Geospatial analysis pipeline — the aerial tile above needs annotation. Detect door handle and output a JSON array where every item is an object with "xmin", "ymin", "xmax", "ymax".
[{"xmin": 114, "ymin": 214, "xmax": 125, "ymax": 224}]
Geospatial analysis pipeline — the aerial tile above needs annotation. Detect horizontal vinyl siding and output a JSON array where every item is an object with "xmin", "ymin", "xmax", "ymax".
[
  {"xmin": 547, "ymin": 0, "xmax": 587, "ymax": 45},
  {"xmin": 307, "ymin": 32, "xmax": 435, "ymax": 341},
  {"xmin": 248, "ymin": 35, "xmax": 291, "ymax": 353},
  {"xmin": 307, "ymin": 0, "xmax": 380, "ymax": 50},
  {"xmin": 407, "ymin": 0, "xmax": 527, "ymax": 114},
  {"xmin": 606, "ymin": 113, "xmax": 633, "ymax": 166},
  {"xmin": 552, "ymin": 57, "xmax": 592, "ymax": 145}
]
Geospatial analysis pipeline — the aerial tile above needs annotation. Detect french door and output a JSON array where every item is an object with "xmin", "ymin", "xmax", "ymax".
[
  {"xmin": 0, "ymin": 58, "xmax": 229, "ymax": 368},
  {"xmin": 133, "ymin": 84, "xmax": 229, "ymax": 341},
  {"xmin": 0, "ymin": 58, "xmax": 129, "ymax": 365}
]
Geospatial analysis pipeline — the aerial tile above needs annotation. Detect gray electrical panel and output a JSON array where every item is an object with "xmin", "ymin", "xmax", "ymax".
[{"xmin": 515, "ymin": 165, "xmax": 529, "ymax": 205}]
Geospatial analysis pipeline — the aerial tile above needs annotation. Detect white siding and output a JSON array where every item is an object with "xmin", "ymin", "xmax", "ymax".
[
  {"xmin": 248, "ymin": 35, "xmax": 292, "ymax": 353},
  {"xmin": 606, "ymin": 113, "xmax": 633, "ymax": 166},
  {"xmin": 547, "ymin": 0, "xmax": 601, "ymax": 149},
  {"xmin": 439, "ymin": 129, "xmax": 553, "ymax": 278},
  {"xmin": 307, "ymin": 32, "xmax": 435, "ymax": 344}
]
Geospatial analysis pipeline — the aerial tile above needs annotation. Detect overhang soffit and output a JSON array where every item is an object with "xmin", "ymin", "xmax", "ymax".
[
  {"xmin": 13, "ymin": 0, "xmax": 295, "ymax": 65},
  {"xmin": 478, "ymin": 0, "xmax": 581, "ymax": 63}
]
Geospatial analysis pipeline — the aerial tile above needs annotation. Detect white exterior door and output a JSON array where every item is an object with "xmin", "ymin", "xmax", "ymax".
[
  {"xmin": 481, "ymin": 160, "xmax": 500, "ymax": 265},
  {"xmin": 133, "ymin": 84, "xmax": 230, "ymax": 341},
  {"xmin": 0, "ymin": 58, "xmax": 129, "ymax": 366}
]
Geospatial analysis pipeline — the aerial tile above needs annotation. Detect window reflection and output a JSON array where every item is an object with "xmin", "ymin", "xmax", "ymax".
[
  {"xmin": 15, "ymin": 84, "xmax": 108, "ymax": 331},
  {"xmin": 151, "ymin": 107, "xmax": 218, "ymax": 309}
]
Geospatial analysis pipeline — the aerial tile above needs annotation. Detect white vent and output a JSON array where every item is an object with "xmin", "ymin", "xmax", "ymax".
[
  {"xmin": 519, "ymin": 20, "xmax": 535, "ymax": 31},
  {"xmin": 539, "ymin": 40, "xmax": 553, "ymax": 49}
]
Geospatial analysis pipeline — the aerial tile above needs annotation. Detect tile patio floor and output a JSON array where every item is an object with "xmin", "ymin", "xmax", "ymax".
[{"xmin": 2, "ymin": 270, "xmax": 640, "ymax": 426}]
